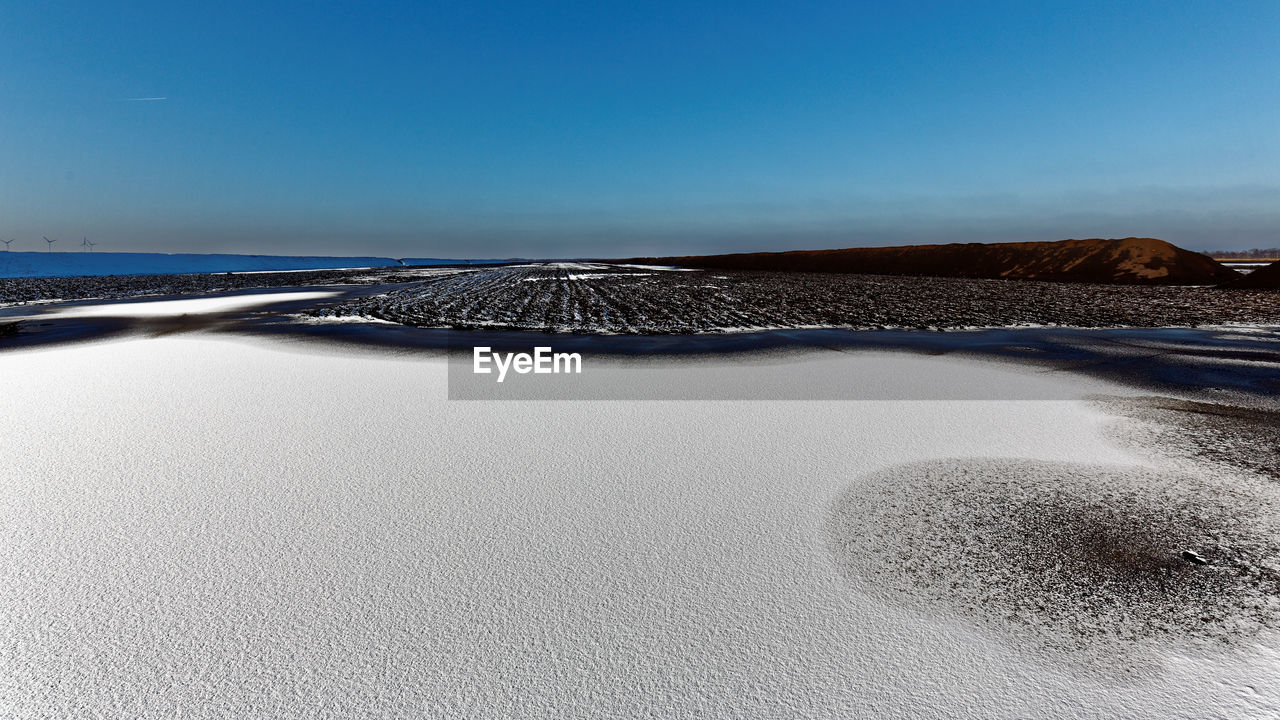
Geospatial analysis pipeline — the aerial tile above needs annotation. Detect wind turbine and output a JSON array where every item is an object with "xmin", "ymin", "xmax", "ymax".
[
  {"xmin": 2, "ymin": 239, "xmax": 12, "ymax": 251},
  {"xmin": 44, "ymin": 236, "xmax": 57, "ymax": 252},
  {"xmin": 81, "ymin": 237, "xmax": 96, "ymax": 252},
  {"xmin": 87, "ymin": 238, "xmax": 97, "ymax": 252}
]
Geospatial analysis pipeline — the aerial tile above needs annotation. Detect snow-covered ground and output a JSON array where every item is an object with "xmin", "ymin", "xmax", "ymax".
[
  {"xmin": 2, "ymin": 291, "xmax": 341, "ymax": 320},
  {"xmin": 1, "ymin": 328, "xmax": 1277, "ymax": 718}
]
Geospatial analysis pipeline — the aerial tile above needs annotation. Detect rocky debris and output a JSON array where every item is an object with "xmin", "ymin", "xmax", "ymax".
[{"xmin": 1181, "ymin": 550, "xmax": 1209, "ymax": 565}]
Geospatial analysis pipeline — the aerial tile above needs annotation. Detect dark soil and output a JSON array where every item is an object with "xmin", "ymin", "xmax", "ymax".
[
  {"xmin": 307, "ymin": 264, "xmax": 1280, "ymax": 333},
  {"xmin": 1225, "ymin": 260, "xmax": 1280, "ymax": 289},
  {"xmin": 617, "ymin": 237, "xmax": 1239, "ymax": 285}
]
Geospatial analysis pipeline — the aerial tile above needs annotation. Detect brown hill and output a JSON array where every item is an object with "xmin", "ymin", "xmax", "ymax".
[
  {"xmin": 1223, "ymin": 260, "xmax": 1280, "ymax": 289},
  {"xmin": 618, "ymin": 238, "xmax": 1239, "ymax": 285}
]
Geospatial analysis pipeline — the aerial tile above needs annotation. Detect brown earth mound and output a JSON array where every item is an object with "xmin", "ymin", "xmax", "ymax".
[
  {"xmin": 617, "ymin": 237, "xmax": 1239, "ymax": 285},
  {"xmin": 1223, "ymin": 260, "xmax": 1280, "ymax": 289}
]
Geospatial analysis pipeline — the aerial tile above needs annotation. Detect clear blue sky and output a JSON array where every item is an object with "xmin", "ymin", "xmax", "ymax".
[{"xmin": 2, "ymin": 1, "xmax": 1277, "ymax": 256}]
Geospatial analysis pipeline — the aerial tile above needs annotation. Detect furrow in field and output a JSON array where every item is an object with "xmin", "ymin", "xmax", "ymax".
[{"xmin": 305, "ymin": 263, "xmax": 1280, "ymax": 334}]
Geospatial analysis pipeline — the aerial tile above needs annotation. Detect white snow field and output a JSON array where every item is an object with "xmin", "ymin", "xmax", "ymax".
[
  {"xmin": 3, "ymin": 291, "xmax": 341, "ymax": 320},
  {"xmin": 2, "ymin": 333, "xmax": 1278, "ymax": 718}
]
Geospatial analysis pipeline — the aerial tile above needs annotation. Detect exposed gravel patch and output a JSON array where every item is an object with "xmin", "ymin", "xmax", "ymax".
[
  {"xmin": 307, "ymin": 263, "xmax": 1280, "ymax": 333},
  {"xmin": 826, "ymin": 459, "xmax": 1280, "ymax": 658}
]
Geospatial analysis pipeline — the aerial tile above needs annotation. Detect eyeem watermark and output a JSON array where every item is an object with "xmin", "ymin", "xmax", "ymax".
[{"xmin": 473, "ymin": 346, "xmax": 582, "ymax": 382}]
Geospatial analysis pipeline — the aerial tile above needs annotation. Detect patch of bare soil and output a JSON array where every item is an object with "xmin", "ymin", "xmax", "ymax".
[{"xmin": 826, "ymin": 459, "xmax": 1280, "ymax": 659}]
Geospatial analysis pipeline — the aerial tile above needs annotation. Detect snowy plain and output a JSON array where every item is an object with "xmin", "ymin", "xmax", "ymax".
[
  {"xmin": 1, "ymin": 296, "xmax": 1278, "ymax": 718},
  {"xmin": 2, "ymin": 291, "xmax": 342, "ymax": 320}
]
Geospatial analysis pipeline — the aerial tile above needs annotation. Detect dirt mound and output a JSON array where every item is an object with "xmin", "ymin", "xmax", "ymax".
[
  {"xmin": 620, "ymin": 238, "xmax": 1239, "ymax": 285},
  {"xmin": 1223, "ymin": 260, "xmax": 1280, "ymax": 289}
]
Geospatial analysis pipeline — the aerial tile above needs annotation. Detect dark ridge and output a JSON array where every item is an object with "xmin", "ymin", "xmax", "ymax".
[
  {"xmin": 614, "ymin": 237, "xmax": 1240, "ymax": 285},
  {"xmin": 1223, "ymin": 259, "xmax": 1280, "ymax": 289}
]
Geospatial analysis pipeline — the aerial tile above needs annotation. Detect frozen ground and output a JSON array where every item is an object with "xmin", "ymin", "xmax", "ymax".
[
  {"xmin": 2, "ymin": 325, "xmax": 1279, "ymax": 718},
  {"xmin": 1, "ymin": 291, "xmax": 341, "ymax": 320},
  {"xmin": 308, "ymin": 262, "xmax": 1280, "ymax": 332},
  {"xmin": 7, "ymin": 262, "xmax": 1280, "ymax": 333},
  {"xmin": 0, "ymin": 266, "xmax": 473, "ymax": 308}
]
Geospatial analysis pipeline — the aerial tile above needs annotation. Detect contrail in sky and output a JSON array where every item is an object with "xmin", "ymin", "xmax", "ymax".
[{"xmin": 121, "ymin": 96, "xmax": 167, "ymax": 101}]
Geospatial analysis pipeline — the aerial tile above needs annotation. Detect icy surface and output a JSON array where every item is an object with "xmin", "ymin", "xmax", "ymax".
[
  {"xmin": 0, "ymin": 267, "xmax": 384, "ymax": 308},
  {"xmin": 0, "ymin": 251, "xmax": 405, "ymax": 279},
  {"xmin": 4, "ymin": 291, "xmax": 340, "ymax": 320},
  {"xmin": 1, "ymin": 336, "xmax": 1278, "ymax": 718}
]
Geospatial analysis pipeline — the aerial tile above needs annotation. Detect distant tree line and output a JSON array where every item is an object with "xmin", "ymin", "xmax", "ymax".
[{"xmin": 1202, "ymin": 248, "xmax": 1280, "ymax": 259}]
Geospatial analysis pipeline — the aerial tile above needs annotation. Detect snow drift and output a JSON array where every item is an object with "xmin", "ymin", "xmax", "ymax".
[{"xmin": 2, "ymin": 333, "xmax": 1278, "ymax": 718}]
